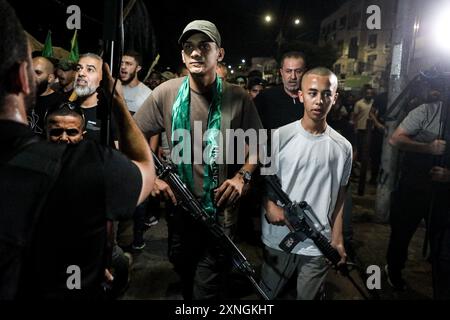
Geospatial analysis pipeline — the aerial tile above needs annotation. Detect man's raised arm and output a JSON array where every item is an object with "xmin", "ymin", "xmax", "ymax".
[{"xmin": 104, "ymin": 63, "xmax": 155, "ymax": 204}]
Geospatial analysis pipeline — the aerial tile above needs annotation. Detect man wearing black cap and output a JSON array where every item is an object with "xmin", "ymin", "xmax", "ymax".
[
  {"xmin": 254, "ymin": 51, "xmax": 307, "ymax": 131},
  {"xmin": 134, "ymin": 20, "xmax": 263, "ymax": 300}
]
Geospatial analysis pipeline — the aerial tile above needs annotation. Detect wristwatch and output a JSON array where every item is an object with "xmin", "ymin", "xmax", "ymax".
[{"xmin": 238, "ymin": 169, "xmax": 252, "ymax": 184}]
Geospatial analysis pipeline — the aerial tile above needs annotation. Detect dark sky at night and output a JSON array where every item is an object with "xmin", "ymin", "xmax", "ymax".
[{"xmin": 10, "ymin": 0, "xmax": 346, "ymax": 71}]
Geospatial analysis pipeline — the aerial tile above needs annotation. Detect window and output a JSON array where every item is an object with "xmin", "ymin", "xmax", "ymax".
[
  {"xmin": 335, "ymin": 64, "xmax": 341, "ymax": 75},
  {"xmin": 339, "ymin": 16, "xmax": 347, "ymax": 29},
  {"xmin": 332, "ymin": 20, "xmax": 337, "ymax": 31},
  {"xmin": 357, "ymin": 61, "xmax": 365, "ymax": 74},
  {"xmin": 368, "ymin": 34, "xmax": 378, "ymax": 49},
  {"xmin": 337, "ymin": 40, "xmax": 344, "ymax": 56},
  {"xmin": 367, "ymin": 55, "xmax": 377, "ymax": 72},
  {"xmin": 348, "ymin": 12, "xmax": 360, "ymax": 29},
  {"xmin": 349, "ymin": 37, "xmax": 359, "ymax": 59}
]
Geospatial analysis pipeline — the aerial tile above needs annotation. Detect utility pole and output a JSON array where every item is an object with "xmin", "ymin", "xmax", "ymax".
[{"xmin": 375, "ymin": 0, "xmax": 418, "ymax": 222}]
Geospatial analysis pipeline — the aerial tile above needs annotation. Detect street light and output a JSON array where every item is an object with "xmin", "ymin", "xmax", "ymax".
[
  {"xmin": 262, "ymin": 13, "xmax": 303, "ymax": 57},
  {"xmin": 431, "ymin": 7, "xmax": 450, "ymax": 53},
  {"xmin": 241, "ymin": 59, "xmax": 246, "ymax": 64}
]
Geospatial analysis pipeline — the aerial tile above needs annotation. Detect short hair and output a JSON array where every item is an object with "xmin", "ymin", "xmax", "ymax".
[
  {"xmin": 300, "ymin": 67, "xmax": 338, "ymax": 90},
  {"xmin": 57, "ymin": 59, "xmax": 77, "ymax": 71},
  {"xmin": 280, "ymin": 51, "xmax": 307, "ymax": 68},
  {"xmin": 123, "ymin": 50, "xmax": 142, "ymax": 66},
  {"xmin": 149, "ymin": 71, "xmax": 161, "ymax": 79},
  {"xmin": 79, "ymin": 53, "xmax": 103, "ymax": 63},
  {"xmin": 361, "ymin": 84, "xmax": 374, "ymax": 94},
  {"xmin": 45, "ymin": 103, "xmax": 85, "ymax": 129},
  {"xmin": 0, "ymin": 0, "xmax": 29, "ymax": 108},
  {"xmin": 248, "ymin": 70, "xmax": 263, "ymax": 79},
  {"xmin": 248, "ymin": 77, "xmax": 265, "ymax": 89},
  {"xmin": 33, "ymin": 56, "xmax": 55, "ymax": 75}
]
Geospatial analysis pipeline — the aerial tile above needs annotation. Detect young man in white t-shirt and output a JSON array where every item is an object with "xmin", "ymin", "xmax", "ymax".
[
  {"xmin": 119, "ymin": 51, "xmax": 152, "ymax": 114},
  {"xmin": 260, "ymin": 67, "xmax": 352, "ymax": 300}
]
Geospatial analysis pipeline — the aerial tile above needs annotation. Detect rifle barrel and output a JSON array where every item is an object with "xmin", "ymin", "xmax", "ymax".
[{"xmin": 264, "ymin": 174, "xmax": 369, "ymax": 300}]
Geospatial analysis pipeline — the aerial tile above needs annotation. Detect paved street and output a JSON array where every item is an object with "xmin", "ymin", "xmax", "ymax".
[{"xmin": 121, "ymin": 183, "xmax": 433, "ymax": 300}]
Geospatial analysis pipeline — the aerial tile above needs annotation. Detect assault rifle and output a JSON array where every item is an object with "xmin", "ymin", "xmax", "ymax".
[
  {"xmin": 264, "ymin": 174, "xmax": 370, "ymax": 300},
  {"xmin": 152, "ymin": 153, "xmax": 269, "ymax": 300}
]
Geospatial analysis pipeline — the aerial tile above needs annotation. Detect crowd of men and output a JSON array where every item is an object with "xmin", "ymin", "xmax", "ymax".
[{"xmin": 1, "ymin": 0, "xmax": 450, "ymax": 300}]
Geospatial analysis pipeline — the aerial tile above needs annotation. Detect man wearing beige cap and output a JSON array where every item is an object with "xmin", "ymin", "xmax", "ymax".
[{"xmin": 134, "ymin": 20, "xmax": 263, "ymax": 300}]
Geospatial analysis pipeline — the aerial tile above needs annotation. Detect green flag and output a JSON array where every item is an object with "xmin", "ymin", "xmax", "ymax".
[
  {"xmin": 42, "ymin": 30, "xmax": 53, "ymax": 58},
  {"xmin": 68, "ymin": 30, "xmax": 79, "ymax": 63}
]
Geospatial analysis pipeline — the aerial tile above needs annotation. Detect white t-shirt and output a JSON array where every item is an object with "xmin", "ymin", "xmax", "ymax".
[
  {"xmin": 353, "ymin": 98, "xmax": 373, "ymax": 130},
  {"xmin": 123, "ymin": 82, "xmax": 152, "ymax": 113},
  {"xmin": 261, "ymin": 119, "xmax": 352, "ymax": 256}
]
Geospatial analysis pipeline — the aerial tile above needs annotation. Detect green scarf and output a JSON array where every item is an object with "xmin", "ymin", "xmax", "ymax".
[{"xmin": 171, "ymin": 76, "xmax": 223, "ymax": 217}]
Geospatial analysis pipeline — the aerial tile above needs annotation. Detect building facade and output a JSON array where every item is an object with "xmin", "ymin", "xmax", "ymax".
[{"xmin": 319, "ymin": 0, "xmax": 397, "ymax": 92}]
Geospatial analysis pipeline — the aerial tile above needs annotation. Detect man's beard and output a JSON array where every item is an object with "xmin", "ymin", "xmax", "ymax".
[
  {"xmin": 120, "ymin": 70, "xmax": 136, "ymax": 86},
  {"xmin": 285, "ymin": 83, "xmax": 299, "ymax": 93},
  {"xmin": 36, "ymin": 79, "xmax": 48, "ymax": 96},
  {"xmin": 74, "ymin": 84, "xmax": 97, "ymax": 97}
]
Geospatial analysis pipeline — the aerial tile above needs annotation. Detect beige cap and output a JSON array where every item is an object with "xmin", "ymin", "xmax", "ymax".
[{"xmin": 178, "ymin": 20, "xmax": 221, "ymax": 47}]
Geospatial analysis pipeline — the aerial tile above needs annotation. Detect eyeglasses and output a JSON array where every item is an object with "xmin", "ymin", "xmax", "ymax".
[{"xmin": 48, "ymin": 128, "xmax": 81, "ymax": 137}]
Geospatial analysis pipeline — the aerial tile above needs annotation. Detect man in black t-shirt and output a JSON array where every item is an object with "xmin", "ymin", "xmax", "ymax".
[
  {"xmin": 254, "ymin": 51, "xmax": 307, "ymax": 131},
  {"xmin": 0, "ymin": 1, "xmax": 155, "ymax": 299},
  {"xmin": 73, "ymin": 53, "xmax": 118, "ymax": 146},
  {"xmin": 29, "ymin": 56, "xmax": 65, "ymax": 135}
]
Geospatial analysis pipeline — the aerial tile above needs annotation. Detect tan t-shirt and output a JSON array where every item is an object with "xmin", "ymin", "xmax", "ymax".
[
  {"xmin": 353, "ymin": 98, "xmax": 374, "ymax": 130},
  {"xmin": 134, "ymin": 76, "xmax": 263, "ymax": 200}
]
